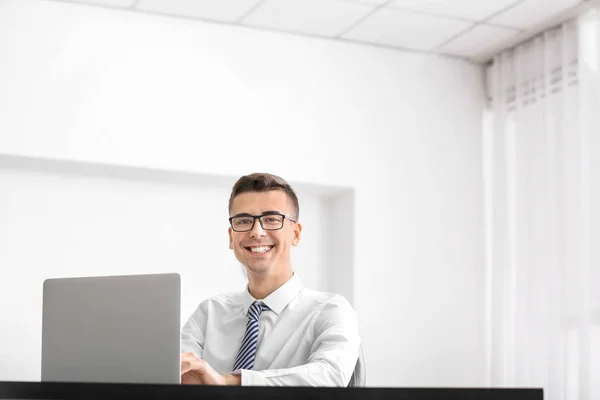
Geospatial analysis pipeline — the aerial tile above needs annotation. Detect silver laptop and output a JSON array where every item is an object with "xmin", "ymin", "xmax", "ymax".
[{"xmin": 42, "ymin": 273, "xmax": 181, "ymax": 384}]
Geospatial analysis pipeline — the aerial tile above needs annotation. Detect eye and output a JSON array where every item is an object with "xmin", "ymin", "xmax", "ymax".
[{"xmin": 235, "ymin": 218, "xmax": 253, "ymax": 225}]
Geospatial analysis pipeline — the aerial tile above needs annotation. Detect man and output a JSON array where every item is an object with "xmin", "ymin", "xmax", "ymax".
[{"xmin": 180, "ymin": 173, "xmax": 360, "ymax": 386}]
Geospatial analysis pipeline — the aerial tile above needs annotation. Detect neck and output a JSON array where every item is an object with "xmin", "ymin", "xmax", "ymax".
[{"xmin": 247, "ymin": 266, "xmax": 293, "ymax": 299}]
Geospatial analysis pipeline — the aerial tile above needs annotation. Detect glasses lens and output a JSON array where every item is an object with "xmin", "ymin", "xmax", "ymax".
[
  {"xmin": 231, "ymin": 216, "xmax": 254, "ymax": 231},
  {"xmin": 260, "ymin": 214, "xmax": 284, "ymax": 230}
]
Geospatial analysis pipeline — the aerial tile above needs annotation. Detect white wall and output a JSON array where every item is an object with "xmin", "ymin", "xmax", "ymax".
[{"xmin": 0, "ymin": 0, "xmax": 486, "ymax": 387}]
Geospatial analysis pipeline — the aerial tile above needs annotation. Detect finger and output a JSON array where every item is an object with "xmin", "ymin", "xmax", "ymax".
[
  {"xmin": 180, "ymin": 352, "xmax": 203, "ymax": 375},
  {"xmin": 181, "ymin": 358, "xmax": 204, "ymax": 375},
  {"xmin": 180, "ymin": 353, "xmax": 201, "ymax": 369}
]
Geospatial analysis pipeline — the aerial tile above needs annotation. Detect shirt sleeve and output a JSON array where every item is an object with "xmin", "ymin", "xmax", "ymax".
[
  {"xmin": 239, "ymin": 295, "xmax": 360, "ymax": 387},
  {"xmin": 180, "ymin": 302, "xmax": 207, "ymax": 359}
]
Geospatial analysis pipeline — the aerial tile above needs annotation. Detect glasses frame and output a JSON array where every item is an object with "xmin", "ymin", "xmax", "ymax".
[{"xmin": 228, "ymin": 212, "xmax": 297, "ymax": 232}]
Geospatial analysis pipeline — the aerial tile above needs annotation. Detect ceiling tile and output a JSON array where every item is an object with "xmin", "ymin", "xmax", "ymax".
[
  {"xmin": 342, "ymin": 7, "xmax": 473, "ymax": 51},
  {"xmin": 437, "ymin": 24, "xmax": 520, "ymax": 57},
  {"xmin": 241, "ymin": 0, "xmax": 374, "ymax": 37},
  {"xmin": 389, "ymin": 0, "xmax": 520, "ymax": 21},
  {"xmin": 135, "ymin": 0, "xmax": 263, "ymax": 23},
  {"xmin": 67, "ymin": 0, "xmax": 137, "ymax": 7},
  {"xmin": 488, "ymin": 0, "xmax": 580, "ymax": 29}
]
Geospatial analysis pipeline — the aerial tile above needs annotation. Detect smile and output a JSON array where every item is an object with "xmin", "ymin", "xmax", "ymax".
[{"xmin": 245, "ymin": 245, "xmax": 274, "ymax": 254}]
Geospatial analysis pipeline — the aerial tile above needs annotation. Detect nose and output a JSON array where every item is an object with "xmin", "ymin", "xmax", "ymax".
[{"xmin": 249, "ymin": 218, "xmax": 267, "ymax": 238}]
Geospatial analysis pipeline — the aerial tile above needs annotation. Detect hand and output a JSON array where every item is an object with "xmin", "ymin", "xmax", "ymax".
[{"xmin": 180, "ymin": 352, "xmax": 241, "ymax": 386}]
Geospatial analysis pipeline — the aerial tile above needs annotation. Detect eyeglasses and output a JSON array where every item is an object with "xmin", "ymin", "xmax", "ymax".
[{"xmin": 229, "ymin": 213, "xmax": 296, "ymax": 232}]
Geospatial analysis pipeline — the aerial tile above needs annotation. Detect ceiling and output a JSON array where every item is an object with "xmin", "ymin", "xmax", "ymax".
[{"xmin": 48, "ymin": 0, "xmax": 589, "ymax": 63}]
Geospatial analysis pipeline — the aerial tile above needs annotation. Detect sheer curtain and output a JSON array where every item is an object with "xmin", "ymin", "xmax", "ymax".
[{"xmin": 486, "ymin": 8, "xmax": 600, "ymax": 400}]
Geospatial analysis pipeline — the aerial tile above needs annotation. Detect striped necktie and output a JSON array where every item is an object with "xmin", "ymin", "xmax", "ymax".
[{"xmin": 232, "ymin": 301, "xmax": 269, "ymax": 371}]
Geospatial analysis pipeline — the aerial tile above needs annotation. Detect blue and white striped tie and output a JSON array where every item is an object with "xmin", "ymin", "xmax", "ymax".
[{"xmin": 232, "ymin": 301, "xmax": 269, "ymax": 371}]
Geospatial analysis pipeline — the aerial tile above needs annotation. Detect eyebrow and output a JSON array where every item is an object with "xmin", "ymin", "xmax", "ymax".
[{"xmin": 231, "ymin": 210, "xmax": 283, "ymax": 218}]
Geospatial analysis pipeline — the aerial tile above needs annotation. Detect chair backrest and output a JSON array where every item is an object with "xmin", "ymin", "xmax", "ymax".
[{"xmin": 347, "ymin": 345, "xmax": 366, "ymax": 387}]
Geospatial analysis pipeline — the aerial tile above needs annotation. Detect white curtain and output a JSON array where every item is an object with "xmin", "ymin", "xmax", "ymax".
[{"xmin": 486, "ymin": 8, "xmax": 600, "ymax": 400}]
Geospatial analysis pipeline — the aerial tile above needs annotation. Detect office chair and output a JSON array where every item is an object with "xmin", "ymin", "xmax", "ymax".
[{"xmin": 347, "ymin": 345, "xmax": 366, "ymax": 387}]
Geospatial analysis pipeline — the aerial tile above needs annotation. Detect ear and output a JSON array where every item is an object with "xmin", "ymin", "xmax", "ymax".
[
  {"xmin": 292, "ymin": 222, "xmax": 302, "ymax": 246},
  {"xmin": 228, "ymin": 227, "xmax": 234, "ymax": 250}
]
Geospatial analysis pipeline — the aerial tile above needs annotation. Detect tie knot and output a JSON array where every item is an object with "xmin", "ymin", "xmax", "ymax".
[{"xmin": 248, "ymin": 301, "xmax": 268, "ymax": 321}]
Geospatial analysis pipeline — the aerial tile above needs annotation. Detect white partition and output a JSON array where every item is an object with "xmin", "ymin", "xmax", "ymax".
[{"xmin": 0, "ymin": 155, "xmax": 354, "ymax": 381}]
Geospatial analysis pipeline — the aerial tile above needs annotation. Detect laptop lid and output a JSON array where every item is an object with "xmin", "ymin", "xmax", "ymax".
[{"xmin": 41, "ymin": 273, "xmax": 181, "ymax": 384}]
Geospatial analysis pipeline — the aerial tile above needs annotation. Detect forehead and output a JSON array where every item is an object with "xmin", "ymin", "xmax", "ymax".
[{"xmin": 230, "ymin": 190, "xmax": 292, "ymax": 215}]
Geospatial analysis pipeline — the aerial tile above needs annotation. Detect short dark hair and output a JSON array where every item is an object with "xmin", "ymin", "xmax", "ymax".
[{"xmin": 228, "ymin": 173, "xmax": 300, "ymax": 220}]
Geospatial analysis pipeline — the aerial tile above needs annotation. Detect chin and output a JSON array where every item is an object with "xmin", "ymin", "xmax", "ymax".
[{"xmin": 244, "ymin": 262, "xmax": 271, "ymax": 274}]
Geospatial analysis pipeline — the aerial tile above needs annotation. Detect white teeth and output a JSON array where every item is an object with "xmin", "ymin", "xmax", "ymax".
[{"xmin": 250, "ymin": 246, "xmax": 271, "ymax": 253}]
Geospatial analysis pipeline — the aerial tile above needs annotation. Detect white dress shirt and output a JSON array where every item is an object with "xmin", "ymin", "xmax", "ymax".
[{"xmin": 181, "ymin": 273, "xmax": 360, "ymax": 386}]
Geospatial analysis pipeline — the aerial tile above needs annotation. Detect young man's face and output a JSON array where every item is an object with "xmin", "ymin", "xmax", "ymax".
[{"xmin": 228, "ymin": 190, "xmax": 301, "ymax": 276}]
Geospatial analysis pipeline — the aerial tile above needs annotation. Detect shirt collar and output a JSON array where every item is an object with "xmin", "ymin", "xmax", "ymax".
[{"xmin": 242, "ymin": 273, "xmax": 303, "ymax": 316}]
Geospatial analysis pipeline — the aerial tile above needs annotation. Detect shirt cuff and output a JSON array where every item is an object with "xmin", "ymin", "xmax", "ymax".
[{"xmin": 240, "ymin": 369, "xmax": 267, "ymax": 386}]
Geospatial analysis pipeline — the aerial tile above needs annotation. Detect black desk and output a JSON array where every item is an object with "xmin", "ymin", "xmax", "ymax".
[{"xmin": 0, "ymin": 382, "xmax": 542, "ymax": 400}]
